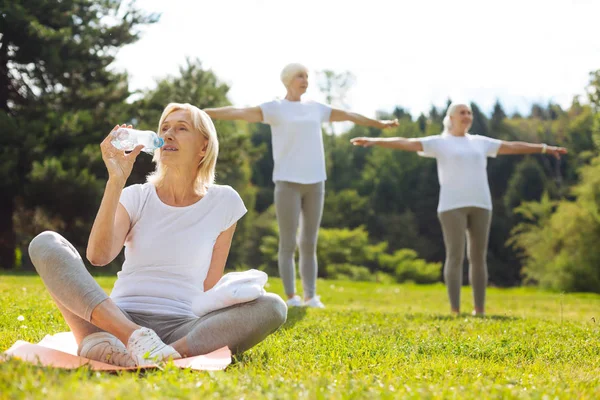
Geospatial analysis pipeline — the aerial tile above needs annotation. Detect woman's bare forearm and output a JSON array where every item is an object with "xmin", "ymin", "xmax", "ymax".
[
  {"xmin": 345, "ymin": 112, "xmax": 385, "ymax": 128},
  {"xmin": 204, "ymin": 106, "xmax": 241, "ymax": 120},
  {"xmin": 87, "ymin": 179, "xmax": 124, "ymax": 266},
  {"xmin": 204, "ymin": 106, "xmax": 263, "ymax": 123},
  {"xmin": 498, "ymin": 141, "xmax": 546, "ymax": 155},
  {"xmin": 369, "ymin": 137, "xmax": 423, "ymax": 152}
]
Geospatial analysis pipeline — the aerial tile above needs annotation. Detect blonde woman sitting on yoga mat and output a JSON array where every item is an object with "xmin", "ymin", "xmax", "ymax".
[{"xmin": 28, "ymin": 103, "xmax": 287, "ymax": 367}]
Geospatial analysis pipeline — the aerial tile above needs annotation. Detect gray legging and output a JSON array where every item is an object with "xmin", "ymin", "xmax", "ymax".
[
  {"xmin": 437, "ymin": 207, "xmax": 492, "ymax": 312},
  {"xmin": 27, "ymin": 231, "xmax": 287, "ymax": 355},
  {"xmin": 274, "ymin": 180, "xmax": 325, "ymax": 299}
]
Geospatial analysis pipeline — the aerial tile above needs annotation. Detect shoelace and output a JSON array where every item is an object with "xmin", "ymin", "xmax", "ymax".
[
  {"xmin": 131, "ymin": 329, "xmax": 164, "ymax": 358},
  {"xmin": 82, "ymin": 340, "xmax": 133, "ymax": 367},
  {"xmin": 104, "ymin": 346, "xmax": 134, "ymax": 366}
]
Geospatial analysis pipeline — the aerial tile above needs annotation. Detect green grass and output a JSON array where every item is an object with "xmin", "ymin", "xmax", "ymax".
[{"xmin": 1, "ymin": 273, "xmax": 599, "ymax": 399}]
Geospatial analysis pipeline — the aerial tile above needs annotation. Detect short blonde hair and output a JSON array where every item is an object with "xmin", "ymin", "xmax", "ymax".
[
  {"xmin": 280, "ymin": 63, "xmax": 308, "ymax": 87},
  {"xmin": 443, "ymin": 102, "xmax": 471, "ymax": 132},
  {"xmin": 147, "ymin": 103, "xmax": 219, "ymax": 195}
]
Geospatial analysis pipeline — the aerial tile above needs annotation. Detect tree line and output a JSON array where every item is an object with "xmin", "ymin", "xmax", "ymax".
[{"xmin": 2, "ymin": 0, "xmax": 599, "ymax": 292}]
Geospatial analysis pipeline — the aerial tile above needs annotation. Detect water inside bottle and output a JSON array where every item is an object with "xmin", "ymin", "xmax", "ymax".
[{"xmin": 111, "ymin": 129, "xmax": 135, "ymax": 151}]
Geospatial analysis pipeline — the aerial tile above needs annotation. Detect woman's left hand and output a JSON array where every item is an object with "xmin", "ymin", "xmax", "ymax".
[
  {"xmin": 547, "ymin": 146, "xmax": 568, "ymax": 159},
  {"xmin": 350, "ymin": 137, "xmax": 376, "ymax": 147},
  {"xmin": 378, "ymin": 119, "xmax": 399, "ymax": 129}
]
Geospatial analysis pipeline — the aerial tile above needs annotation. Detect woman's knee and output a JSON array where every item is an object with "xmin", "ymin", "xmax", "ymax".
[
  {"xmin": 257, "ymin": 293, "xmax": 288, "ymax": 329},
  {"xmin": 278, "ymin": 241, "xmax": 296, "ymax": 256},
  {"xmin": 445, "ymin": 252, "xmax": 464, "ymax": 270},
  {"xmin": 28, "ymin": 231, "xmax": 63, "ymax": 267},
  {"xmin": 467, "ymin": 247, "xmax": 487, "ymax": 267},
  {"xmin": 297, "ymin": 239, "xmax": 317, "ymax": 254}
]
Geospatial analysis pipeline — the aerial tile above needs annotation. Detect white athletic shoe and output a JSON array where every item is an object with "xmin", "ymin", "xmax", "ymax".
[
  {"xmin": 127, "ymin": 327, "xmax": 181, "ymax": 366},
  {"xmin": 286, "ymin": 295, "xmax": 303, "ymax": 307},
  {"xmin": 305, "ymin": 296, "xmax": 325, "ymax": 309},
  {"xmin": 78, "ymin": 332, "xmax": 136, "ymax": 367}
]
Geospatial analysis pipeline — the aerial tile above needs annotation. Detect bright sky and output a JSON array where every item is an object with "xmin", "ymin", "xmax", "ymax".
[{"xmin": 113, "ymin": 0, "xmax": 600, "ymax": 119}]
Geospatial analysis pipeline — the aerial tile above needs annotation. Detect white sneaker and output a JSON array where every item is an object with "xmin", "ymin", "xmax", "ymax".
[
  {"xmin": 127, "ymin": 327, "xmax": 181, "ymax": 366},
  {"xmin": 78, "ymin": 332, "xmax": 136, "ymax": 367},
  {"xmin": 286, "ymin": 295, "xmax": 303, "ymax": 307},
  {"xmin": 305, "ymin": 296, "xmax": 325, "ymax": 308}
]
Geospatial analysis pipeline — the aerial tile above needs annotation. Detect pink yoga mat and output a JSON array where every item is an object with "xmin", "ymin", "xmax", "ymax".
[{"xmin": 2, "ymin": 332, "xmax": 231, "ymax": 371}]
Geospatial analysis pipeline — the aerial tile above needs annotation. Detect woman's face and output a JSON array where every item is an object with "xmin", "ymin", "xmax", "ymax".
[
  {"xmin": 158, "ymin": 110, "xmax": 207, "ymax": 167},
  {"xmin": 288, "ymin": 70, "xmax": 308, "ymax": 94},
  {"xmin": 450, "ymin": 105, "xmax": 473, "ymax": 133}
]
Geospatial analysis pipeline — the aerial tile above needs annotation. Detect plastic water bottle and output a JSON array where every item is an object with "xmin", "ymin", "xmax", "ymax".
[{"xmin": 111, "ymin": 128, "xmax": 164, "ymax": 154}]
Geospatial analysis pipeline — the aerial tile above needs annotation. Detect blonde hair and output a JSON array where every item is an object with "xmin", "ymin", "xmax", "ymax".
[
  {"xmin": 443, "ymin": 102, "xmax": 471, "ymax": 132},
  {"xmin": 147, "ymin": 103, "xmax": 219, "ymax": 195},
  {"xmin": 280, "ymin": 63, "xmax": 308, "ymax": 87}
]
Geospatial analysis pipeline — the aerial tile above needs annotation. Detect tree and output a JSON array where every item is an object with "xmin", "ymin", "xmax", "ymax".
[
  {"xmin": 507, "ymin": 70, "xmax": 600, "ymax": 292},
  {"xmin": 469, "ymin": 102, "xmax": 489, "ymax": 136},
  {"xmin": 392, "ymin": 106, "xmax": 411, "ymax": 121},
  {"xmin": 249, "ymin": 122, "xmax": 275, "ymax": 213},
  {"xmin": 416, "ymin": 113, "xmax": 427, "ymax": 133},
  {"xmin": 321, "ymin": 189, "xmax": 369, "ymax": 229},
  {"xmin": 490, "ymin": 99, "xmax": 507, "ymax": 133},
  {"xmin": 316, "ymin": 69, "xmax": 355, "ymax": 134},
  {"xmin": 1, "ymin": 0, "xmax": 158, "ymax": 268},
  {"xmin": 530, "ymin": 104, "xmax": 547, "ymax": 120},
  {"xmin": 440, "ymin": 98, "xmax": 452, "ymax": 117},
  {"xmin": 503, "ymin": 157, "xmax": 548, "ymax": 213},
  {"xmin": 317, "ymin": 69, "xmax": 355, "ymax": 108},
  {"xmin": 586, "ymin": 70, "xmax": 600, "ymax": 109},
  {"xmin": 428, "ymin": 105, "xmax": 443, "ymax": 126}
]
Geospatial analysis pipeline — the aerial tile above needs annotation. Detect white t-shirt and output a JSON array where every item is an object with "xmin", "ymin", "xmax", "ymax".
[
  {"xmin": 260, "ymin": 99, "xmax": 332, "ymax": 184},
  {"xmin": 418, "ymin": 133, "xmax": 502, "ymax": 213},
  {"xmin": 110, "ymin": 183, "xmax": 247, "ymax": 316}
]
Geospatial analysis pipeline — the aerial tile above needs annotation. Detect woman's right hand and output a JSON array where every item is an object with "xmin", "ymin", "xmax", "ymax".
[
  {"xmin": 350, "ymin": 137, "xmax": 377, "ymax": 147},
  {"xmin": 100, "ymin": 124, "xmax": 144, "ymax": 185}
]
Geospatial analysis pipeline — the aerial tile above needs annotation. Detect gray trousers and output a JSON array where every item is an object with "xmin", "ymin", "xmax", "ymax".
[
  {"xmin": 437, "ymin": 207, "xmax": 492, "ymax": 312},
  {"xmin": 28, "ymin": 231, "xmax": 287, "ymax": 355},
  {"xmin": 274, "ymin": 180, "xmax": 325, "ymax": 299}
]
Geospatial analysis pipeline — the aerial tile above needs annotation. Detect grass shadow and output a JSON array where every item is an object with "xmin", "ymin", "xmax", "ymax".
[
  {"xmin": 280, "ymin": 306, "xmax": 307, "ymax": 331},
  {"xmin": 478, "ymin": 314, "xmax": 520, "ymax": 321},
  {"xmin": 403, "ymin": 312, "xmax": 521, "ymax": 322},
  {"xmin": 231, "ymin": 307, "xmax": 308, "ymax": 366}
]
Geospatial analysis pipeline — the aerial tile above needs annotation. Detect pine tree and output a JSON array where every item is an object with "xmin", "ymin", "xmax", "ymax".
[{"xmin": 0, "ymin": 0, "xmax": 158, "ymax": 268}]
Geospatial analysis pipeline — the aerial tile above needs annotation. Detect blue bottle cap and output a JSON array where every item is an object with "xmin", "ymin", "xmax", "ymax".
[{"xmin": 155, "ymin": 137, "xmax": 165, "ymax": 148}]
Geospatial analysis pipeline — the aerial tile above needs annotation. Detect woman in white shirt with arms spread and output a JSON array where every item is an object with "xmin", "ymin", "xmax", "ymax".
[
  {"xmin": 205, "ymin": 63, "xmax": 398, "ymax": 308},
  {"xmin": 351, "ymin": 103, "xmax": 567, "ymax": 316},
  {"xmin": 28, "ymin": 103, "xmax": 287, "ymax": 367}
]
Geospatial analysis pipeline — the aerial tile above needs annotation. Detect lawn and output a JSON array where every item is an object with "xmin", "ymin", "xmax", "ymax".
[{"xmin": 1, "ymin": 273, "xmax": 599, "ymax": 399}]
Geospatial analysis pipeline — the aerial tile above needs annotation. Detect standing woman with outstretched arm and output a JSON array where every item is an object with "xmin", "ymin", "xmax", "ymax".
[
  {"xmin": 351, "ymin": 102, "xmax": 567, "ymax": 316},
  {"xmin": 205, "ymin": 63, "xmax": 398, "ymax": 308}
]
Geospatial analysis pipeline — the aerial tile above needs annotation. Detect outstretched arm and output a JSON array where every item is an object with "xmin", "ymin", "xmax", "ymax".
[
  {"xmin": 498, "ymin": 141, "xmax": 568, "ymax": 159},
  {"xmin": 330, "ymin": 108, "xmax": 399, "ymax": 129},
  {"xmin": 350, "ymin": 137, "xmax": 423, "ymax": 152},
  {"xmin": 204, "ymin": 106, "xmax": 264, "ymax": 123}
]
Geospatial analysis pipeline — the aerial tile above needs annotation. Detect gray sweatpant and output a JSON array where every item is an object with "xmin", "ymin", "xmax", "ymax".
[
  {"xmin": 28, "ymin": 231, "xmax": 287, "ymax": 355},
  {"xmin": 437, "ymin": 207, "xmax": 492, "ymax": 312},
  {"xmin": 274, "ymin": 180, "xmax": 325, "ymax": 299}
]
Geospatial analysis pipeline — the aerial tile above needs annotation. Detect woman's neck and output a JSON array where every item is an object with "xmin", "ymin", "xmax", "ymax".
[
  {"xmin": 284, "ymin": 91, "xmax": 302, "ymax": 102},
  {"xmin": 448, "ymin": 127, "xmax": 468, "ymax": 136},
  {"xmin": 156, "ymin": 168, "xmax": 202, "ymax": 206}
]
